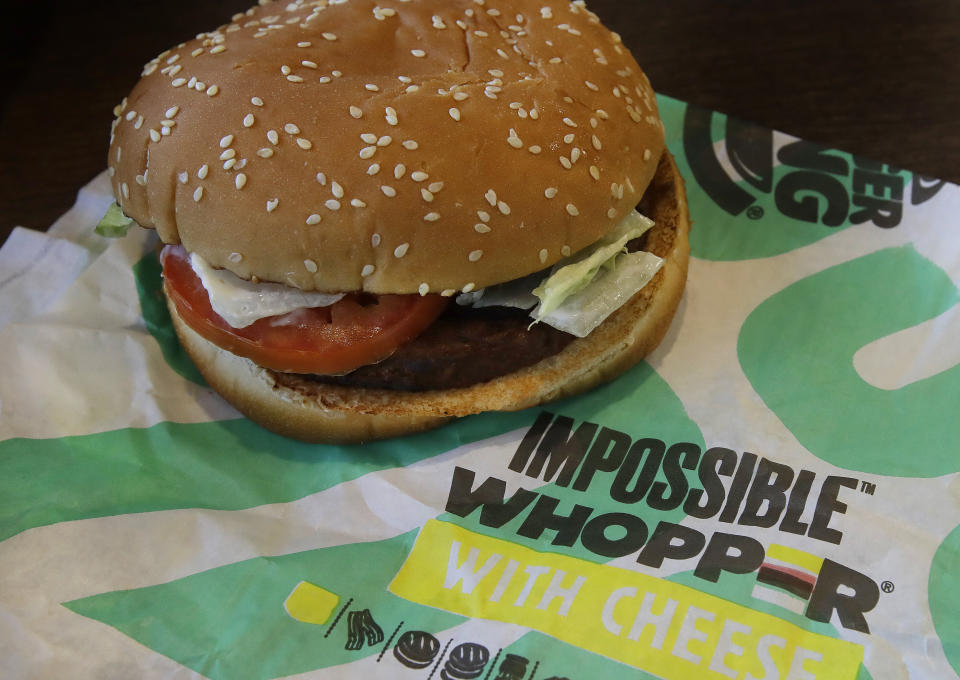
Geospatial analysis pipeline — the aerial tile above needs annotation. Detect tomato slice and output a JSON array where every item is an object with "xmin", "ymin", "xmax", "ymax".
[{"xmin": 161, "ymin": 245, "xmax": 448, "ymax": 374}]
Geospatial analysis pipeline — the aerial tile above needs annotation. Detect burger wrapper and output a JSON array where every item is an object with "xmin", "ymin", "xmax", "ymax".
[{"xmin": 2, "ymin": 96, "xmax": 959, "ymax": 680}]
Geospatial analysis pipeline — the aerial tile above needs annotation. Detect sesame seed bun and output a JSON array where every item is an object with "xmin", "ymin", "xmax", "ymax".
[
  {"xmin": 109, "ymin": 0, "xmax": 666, "ymax": 295},
  {"xmin": 166, "ymin": 151, "xmax": 689, "ymax": 444}
]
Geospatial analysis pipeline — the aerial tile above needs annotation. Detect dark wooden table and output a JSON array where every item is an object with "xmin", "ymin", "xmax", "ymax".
[{"xmin": 2, "ymin": 0, "xmax": 958, "ymax": 242}]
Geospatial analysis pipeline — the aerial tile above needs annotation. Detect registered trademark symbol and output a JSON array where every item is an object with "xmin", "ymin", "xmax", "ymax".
[
  {"xmin": 746, "ymin": 205, "xmax": 765, "ymax": 220},
  {"xmin": 881, "ymin": 581, "xmax": 895, "ymax": 593}
]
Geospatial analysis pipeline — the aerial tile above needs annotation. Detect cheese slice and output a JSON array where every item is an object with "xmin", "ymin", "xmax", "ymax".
[{"xmin": 190, "ymin": 253, "xmax": 344, "ymax": 328}]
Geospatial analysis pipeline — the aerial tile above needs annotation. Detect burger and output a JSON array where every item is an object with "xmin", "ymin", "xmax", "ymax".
[{"xmin": 104, "ymin": 0, "xmax": 691, "ymax": 443}]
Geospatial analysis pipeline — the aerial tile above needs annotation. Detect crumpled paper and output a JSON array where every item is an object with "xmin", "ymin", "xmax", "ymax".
[{"xmin": 1, "ymin": 96, "xmax": 959, "ymax": 680}]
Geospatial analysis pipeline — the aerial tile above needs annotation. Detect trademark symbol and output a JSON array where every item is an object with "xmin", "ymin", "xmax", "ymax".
[
  {"xmin": 746, "ymin": 205, "xmax": 764, "ymax": 220},
  {"xmin": 860, "ymin": 480, "xmax": 877, "ymax": 495},
  {"xmin": 881, "ymin": 581, "xmax": 895, "ymax": 594}
]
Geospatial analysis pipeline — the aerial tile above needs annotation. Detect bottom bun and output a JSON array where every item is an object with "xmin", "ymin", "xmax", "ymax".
[{"xmin": 167, "ymin": 152, "xmax": 691, "ymax": 444}]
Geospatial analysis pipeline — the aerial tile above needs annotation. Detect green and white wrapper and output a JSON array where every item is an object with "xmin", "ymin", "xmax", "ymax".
[{"xmin": 1, "ymin": 96, "xmax": 958, "ymax": 680}]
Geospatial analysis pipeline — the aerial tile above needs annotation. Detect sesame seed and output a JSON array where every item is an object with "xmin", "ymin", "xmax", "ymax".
[
  {"xmin": 563, "ymin": 117, "xmax": 578, "ymax": 128},
  {"xmin": 421, "ymin": 189, "xmax": 434, "ymax": 202},
  {"xmin": 441, "ymin": 288, "xmax": 457, "ymax": 297},
  {"xmin": 306, "ymin": 214, "xmax": 322, "ymax": 225},
  {"xmin": 411, "ymin": 171, "xmax": 429, "ymax": 182},
  {"xmin": 564, "ymin": 133, "xmax": 576, "ymax": 144},
  {"xmin": 571, "ymin": 148, "xmax": 581, "ymax": 163},
  {"xmin": 530, "ymin": 108, "xmax": 540, "ymax": 120},
  {"xmin": 585, "ymin": 80, "xmax": 599, "ymax": 91},
  {"xmin": 304, "ymin": 259, "xmax": 318, "ymax": 273},
  {"xmin": 325, "ymin": 199, "xmax": 341, "ymax": 210},
  {"xmin": 424, "ymin": 212, "xmax": 441, "ymax": 221},
  {"xmin": 149, "ymin": 129, "xmax": 161, "ymax": 142},
  {"xmin": 507, "ymin": 130, "xmax": 523, "ymax": 148},
  {"xmin": 462, "ymin": 283, "xmax": 476, "ymax": 294},
  {"xmin": 497, "ymin": 200, "xmax": 511, "ymax": 215},
  {"xmin": 223, "ymin": 159, "xmax": 236, "ymax": 170},
  {"xmin": 351, "ymin": 199, "xmax": 367, "ymax": 208},
  {"xmin": 257, "ymin": 148, "xmax": 274, "ymax": 158},
  {"xmin": 317, "ymin": 172, "xmax": 327, "ymax": 185},
  {"xmin": 161, "ymin": 119, "xmax": 176, "ymax": 128},
  {"xmin": 545, "ymin": 187, "xmax": 558, "ymax": 198},
  {"xmin": 528, "ymin": 145, "xmax": 542, "ymax": 154},
  {"xmin": 121, "ymin": 182, "xmax": 130, "ymax": 198},
  {"xmin": 164, "ymin": 106, "xmax": 179, "ymax": 118},
  {"xmin": 243, "ymin": 114, "xmax": 255, "ymax": 128},
  {"xmin": 266, "ymin": 198, "xmax": 279, "ymax": 212},
  {"xmin": 468, "ymin": 250, "xmax": 483, "ymax": 262},
  {"xmin": 193, "ymin": 186, "xmax": 203, "ymax": 202},
  {"xmin": 377, "ymin": 135, "xmax": 392, "ymax": 147},
  {"xmin": 297, "ymin": 138, "xmax": 313, "ymax": 150},
  {"xmin": 172, "ymin": 78, "xmax": 186, "ymax": 87},
  {"xmin": 322, "ymin": 32, "xmax": 338, "ymax": 41},
  {"xmin": 607, "ymin": 208, "xmax": 618, "ymax": 219},
  {"xmin": 402, "ymin": 140, "xmax": 419, "ymax": 150},
  {"xmin": 251, "ymin": 97, "xmax": 264, "ymax": 106},
  {"xmin": 449, "ymin": 107, "xmax": 461, "ymax": 121},
  {"xmin": 281, "ymin": 65, "xmax": 292, "ymax": 76},
  {"xmin": 228, "ymin": 252, "xmax": 243, "ymax": 263},
  {"xmin": 220, "ymin": 134, "xmax": 234, "ymax": 148},
  {"xmin": 592, "ymin": 135, "xmax": 602, "ymax": 150},
  {"xmin": 539, "ymin": 249, "xmax": 549, "ymax": 264},
  {"xmin": 367, "ymin": 164, "xmax": 381, "ymax": 175},
  {"xmin": 394, "ymin": 243, "xmax": 410, "ymax": 258},
  {"xmin": 372, "ymin": 233, "xmax": 382, "ymax": 247},
  {"xmin": 206, "ymin": 85, "xmax": 219, "ymax": 97},
  {"xmin": 177, "ymin": 171, "xmax": 188, "ymax": 184},
  {"xmin": 235, "ymin": 173, "xmax": 247, "ymax": 190},
  {"xmin": 643, "ymin": 149, "xmax": 652, "ymax": 161},
  {"xmin": 566, "ymin": 203, "xmax": 579, "ymax": 216},
  {"xmin": 485, "ymin": 189, "xmax": 497, "ymax": 206},
  {"xmin": 331, "ymin": 181, "xmax": 344, "ymax": 198},
  {"xmin": 474, "ymin": 223, "xmax": 491, "ymax": 234},
  {"xmin": 428, "ymin": 181, "xmax": 444, "ymax": 193},
  {"xmin": 381, "ymin": 185, "xmax": 397, "ymax": 197},
  {"xmin": 398, "ymin": 75, "xmax": 413, "ymax": 83},
  {"xmin": 350, "ymin": 106, "xmax": 363, "ymax": 119},
  {"xmin": 210, "ymin": 45, "xmax": 226, "ymax": 54},
  {"xmin": 301, "ymin": 60, "xmax": 318, "ymax": 69},
  {"xmin": 160, "ymin": 126, "xmax": 171, "ymax": 137},
  {"xmin": 134, "ymin": 115, "xmax": 144, "ymax": 129},
  {"xmin": 198, "ymin": 164, "xmax": 209, "ymax": 179},
  {"xmin": 360, "ymin": 146, "xmax": 377, "ymax": 159},
  {"xmin": 297, "ymin": 41, "xmax": 311, "ymax": 47},
  {"xmin": 477, "ymin": 210, "xmax": 491, "ymax": 222},
  {"xmin": 286, "ymin": 75, "xmax": 304, "ymax": 83},
  {"xmin": 284, "ymin": 123, "xmax": 299, "ymax": 135},
  {"xmin": 361, "ymin": 133, "xmax": 378, "ymax": 144},
  {"xmin": 361, "ymin": 264, "xmax": 376, "ymax": 277},
  {"xmin": 589, "ymin": 165, "xmax": 601, "ymax": 180},
  {"xmin": 394, "ymin": 164, "xmax": 406, "ymax": 178},
  {"xmin": 411, "ymin": 49, "xmax": 426, "ymax": 57},
  {"xmin": 365, "ymin": 83, "xmax": 380, "ymax": 92},
  {"xmin": 405, "ymin": 85, "xmax": 420, "ymax": 94},
  {"xmin": 453, "ymin": 91, "xmax": 469, "ymax": 101},
  {"xmin": 220, "ymin": 149, "xmax": 236, "ymax": 160},
  {"xmin": 333, "ymin": 71, "xmax": 343, "ymax": 78},
  {"xmin": 560, "ymin": 156, "xmax": 572, "ymax": 170}
]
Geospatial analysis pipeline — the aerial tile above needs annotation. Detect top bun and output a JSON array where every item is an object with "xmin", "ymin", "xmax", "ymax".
[{"xmin": 108, "ymin": 0, "xmax": 665, "ymax": 295}]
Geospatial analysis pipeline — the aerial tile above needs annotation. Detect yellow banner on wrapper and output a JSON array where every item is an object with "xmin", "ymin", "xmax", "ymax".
[{"xmin": 389, "ymin": 521, "xmax": 863, "ymax": 680}]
